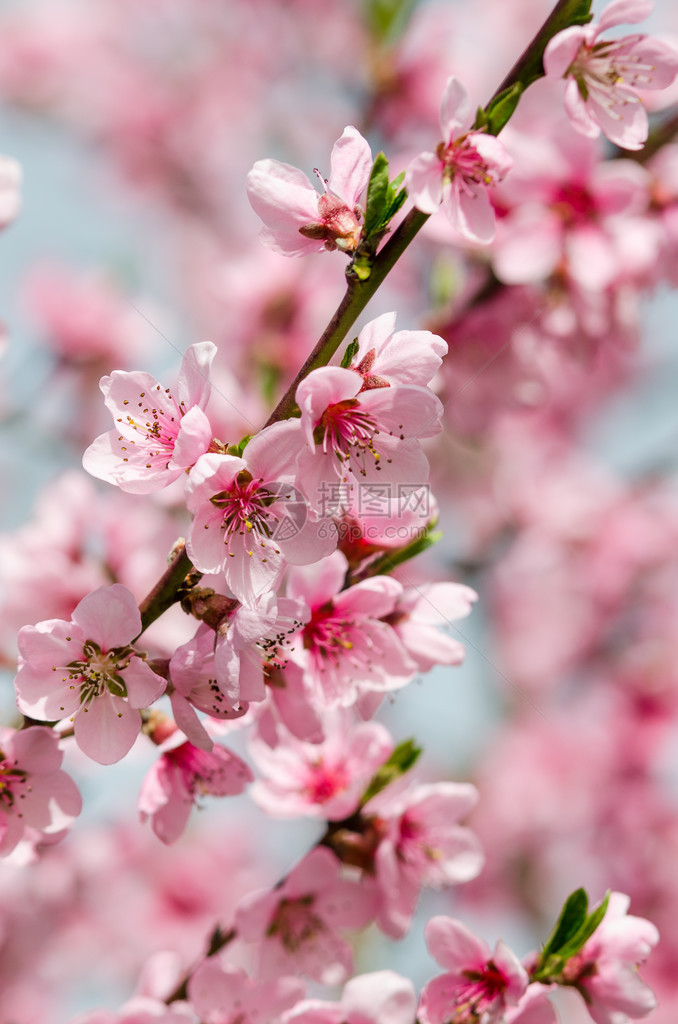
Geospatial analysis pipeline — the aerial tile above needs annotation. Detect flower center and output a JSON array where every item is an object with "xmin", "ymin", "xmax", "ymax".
[
  {"xmin": 119, "ymin": 386, "xmax": 185, "ymax": 466},
  {"xmin": 314, "ymin": 399, "xmax": 381, "ymax": 475},
  {"xmin": 303, "ymin": 606, "xmax": 354, "ymax": 667},
  {"xmin": 267, "ymin": 895, "xmax": 324, "ymax": 952},
  {"xmin": 66, "ymin": 640, "xmax": 132, "ymax": 704},
  {"xmin": 210, "ymin": 471, "xmax": 281, "ymax": 554},
  {"xmin": 437, "ymin": 136, "xmax": 496, "ymax": 195},
  {"xmin": 0, "ymin": 751, "xmax": 27, "ymax": 810}
]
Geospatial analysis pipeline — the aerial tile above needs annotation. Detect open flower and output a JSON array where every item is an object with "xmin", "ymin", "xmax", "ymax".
[
  {"xmin": 406, "ymin": 76, "xmax": 512, "ymax": 243},
  {"xmin": 236, "ymin": 846, "xmax": 376, "ymax": 985},
  {"xmin": 561, "ymin": 891, "xmax": 659, "ymax": 1024},
  {"xmin": 544, "ymin": 0, "xmax": 678, "ymax": 150},
  {"xmin": 185, "ymin": 420, "xmax": 336, "ymax": 605},
  {"xmin": 83, "ymin": 342, "xmax": 217, "ymax": 494},
  {"xmin": 139, "ymin": 724, "xmax": 253, "ymax": 844},
  {"xmin": 0, "ymin": 726, "xmax": 81, "ymax": 855},
  {"xmin": 247, "ymin": 127, "xmax": 372, "ymax": 256},
  {"xmin": 418, "ymin": 917, "xmax": 529, "ymax": 1024},
  {"xmin": 14, "ymin": 584, "xmax": 166, "ymax": 764}
]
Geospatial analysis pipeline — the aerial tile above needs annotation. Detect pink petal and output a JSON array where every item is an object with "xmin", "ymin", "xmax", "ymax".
[
  {"xmin": 176, "ymin": 340, "xmax": 216, "ymax": 409},
  {"xmin": 425, "ymin": 916, "xmax": 491, "ymax": 971},
  {"xmin": 563, "ymin": 78, "xmax": 602, "ymax": 138},
  {"xmin": 8, "ymin": 725, "xmax": 63, "ymax": 774},
  {"xmin": 328, "ymin": 126, "xmax": 372, "ymax": 207},
  {"xmin": 74, "ymin": 692, "xmax": 142, "ymax": 764},
  {"xmin": 341, "ymin": 971, "xmax": 418, "ymax": 1024},
  {"xmin": 591, "ymin": 90, "xmax": 648, "ymax": 150},
  {"xmin": 405, "ymin": 151, "xmax": 444, "ymax": 215},
  {"xmin": 543, "ymin": 27, "xmax": 586, "ymax": 79},
  {"xmin": 245, "ymin": 419, "xmax": 306, "ymax": 481},
  {"xmin": 597, "ymin": 0, "xmax": 653, "ymax": 33},
  {"xmin": 439, "ymin": 75, "xmax": 471, "ymax": 137},
  {"xmin": 449, "ymin": 180, "xmax": 496, "ymax": 244},
  {"xmin": 71, "ymin": 584, "xmax": 140, "ymax": 649},
  {"xmin": 122, "ymin": 657, "xmax": 166, "ymax": 708},
  {"xmin": 247, "ymin": 159, "xmax": 325, "ymax": 257},
  {"xmin": 169, "ymin": 405, "xmax": 213, "ymax": 471},
  {"xmin": 288, "ymin": 551, "xmax": 348, "ymax": 609}
]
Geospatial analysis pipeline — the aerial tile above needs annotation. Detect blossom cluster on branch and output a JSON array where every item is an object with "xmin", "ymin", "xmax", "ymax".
[{"xmin": 0, "ymin": 0, "xmax": 677, "ymax": 1020}]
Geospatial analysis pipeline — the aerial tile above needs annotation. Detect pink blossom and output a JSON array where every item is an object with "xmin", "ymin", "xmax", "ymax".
[
  {"xmin": 14, "ymin": 584, "xmax": 166, "ymax": 764},
  {"xmin": 83, "ymin": 342, "xmax": 217, "ymax": 494},
  {"xmin": 0, "ymin": 154, "xmax": 21, "ymax": 228},
  {"xmin": 295, "ymin": 366, "xmax": 442, "ymax": 516},
  {"xmin": 235, "ymin": 845, "xmax": 376, "ymax": 985},
  {"xmin": 287, "ymin": 551, "xmax": 418, "ymax": 708},
  {"xmin": 345, "ymin": 311, "xmax": 447, "ymax": 389},
  {"xmin": 405, "ymin": 76, "xmax": 512, "ymax": 243},
  {"xmin": 139, "ymin": 724, "xmax": 253, "ymax": 844},
  {"xmin": 185, "ymin": 420, "xmax": 336, "ymax": 605},
  {"xmin": 188, "ymin": 959, "xmax": 305, "ymax": 1024},
  {"xmin": 249, "ymin": 712, "xmax": 394, "ymax": 820},
  {"xmin": 418, "ymin": 916, "xmax": 529, "ymax": 1024},
  {"xmin": 282, "ymin": 970, "xmax": 417, "ymax": 1024},
  {"xmin": 0, "ymin": 726, "xmax": 81, "ymax": 856},
  {"xmin": 366, "ymin": 783, "xmax": 484, "ymax": 938},
  {"xmin": 388, "ymin": 582, "xmax": 478, "ymax": 672},
  {"xmin": 544, "ymin": 0, "xmax": 678, "ymax": 150},
  {"xmin": 491, "ymin": 128, "xmax": 654, "ymax": 290},
  {"xmin": 170, "ymin": 592, "xmax": 308, "ymax": 739},
  {"xmin": 247, "ymin": 126, "xmax": 372, "ymax": 256},
  {"xmin": 561, "ymin": 891, "xmax": 659, "ymax": 1024}
]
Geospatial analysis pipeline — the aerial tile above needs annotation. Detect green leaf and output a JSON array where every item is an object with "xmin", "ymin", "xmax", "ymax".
[
  {"xmin": 363, "ymin": 153, "xmax": 391, "ymax": 240},
  {"xmin": 540, "ymin": 889, "xmax": 589, "ymax": 963},
  {"xmin": 340, "ymin": 338, "xmax": 360, "ymax": 368},
  {"xmin": 359, "ymin": 739, "xmax": 422, "ymax": 806},
  {"xmin": 354, "ymin": 523, "xmax": 442, "ymax": 581},
  {"xmin": 227, "ymin": 434, "xmax": 252, "ymax": 457},
  {"xmin": 484, "ymin": 83, "xmax": 523, "ymax": 136},
  {"xmin": 556, "ymin": 891, "xmax": 610, "ymax": 962}
]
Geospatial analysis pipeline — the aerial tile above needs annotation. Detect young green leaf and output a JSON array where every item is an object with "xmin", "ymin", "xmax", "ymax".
[
  {"xmin": 340, "ymin": 338, "xmax": 360, "ymax": 368},
  {"xmin": 359, "ymin": 738, "xmax": 422, "ymax": 806}
]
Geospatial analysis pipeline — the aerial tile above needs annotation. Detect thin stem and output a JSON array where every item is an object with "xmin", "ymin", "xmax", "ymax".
[
  {"xmin": 492, "ymin": 0, "xmax": 591, "ymax": 97},
  {"xmin": 137, "ymin": 543, "xmax": 199, "ymax": 635},
  {"xmin": 264, "ymin": 207, "xmax": 429, "ymax": 425}
]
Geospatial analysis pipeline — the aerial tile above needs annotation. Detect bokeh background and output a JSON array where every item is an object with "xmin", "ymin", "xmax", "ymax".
[{"xmin": 1, "ymin": 0, "xmax": 678, "ymax": 1020}]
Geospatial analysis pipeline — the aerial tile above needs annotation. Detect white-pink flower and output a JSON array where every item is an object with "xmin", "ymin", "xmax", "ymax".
[
  {"xmin": 287, "ymin": 551, "xmax": 418, "ymax": 708},
  {"xmin": 366, "ymin": 782, "xmax": 484, "ymax": 939},
  {"xmin": 418, "ymin": 917, "xmax": 529, "ymax": 1024},
  {"xmin": 282, "ymin": 970, "xmax": 417, "ymax": 1024},
  {"xmin": 406, "ymin": 76, "xmax": 512, "ymax": 243},
  {"xmin": 185, "ymin": 420, "xmax": 336, "ymax": 605},
  {"xmin": 345, "ymin": 311, "xmax": 447, "ymax": 389},
  {"xmin": 388, "ymin": 582, "xmax": 478, "ymax": 673},
  {"xmin": 14, "ymin": 584, "xmax": 166, "ymax": 764},
  {"xmin": 544, "ymin": 0, "xmax": 678, "ymax": 150},
  {"xmin": 235, "ymin": 845, "xmax": 376, "ymax": 985},
  {"xmin": 249, "ymin": 712, "xmax": 394, "ymax": 820},
  {"xmin": 561, "ymin": 891, "xmax": 659, "ymax": 1024},
  {"xmin": 0, "ymin": 155, "xmax": 21, "ymax": 229},
  {"xmin": 83, "ymin": 342, "xmax": 217, "ymax": 494},
  {"xmin": 0, "ymin": 726, "xmax": 81, "ymax": 855},
  {"xmin": 188, "ymin": 960, "xmax": 304, "ymax": 1024},
  {"xmin": 139, "ymin": 726, "xmax": 253, "ymax": 844},
  {"xmin": 295, "ymin": 366, "xmax": 442, "ymax": 516},
  {"xmin": 247, "ymin": 126, "xmax": 372, "ymax": 256}
]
